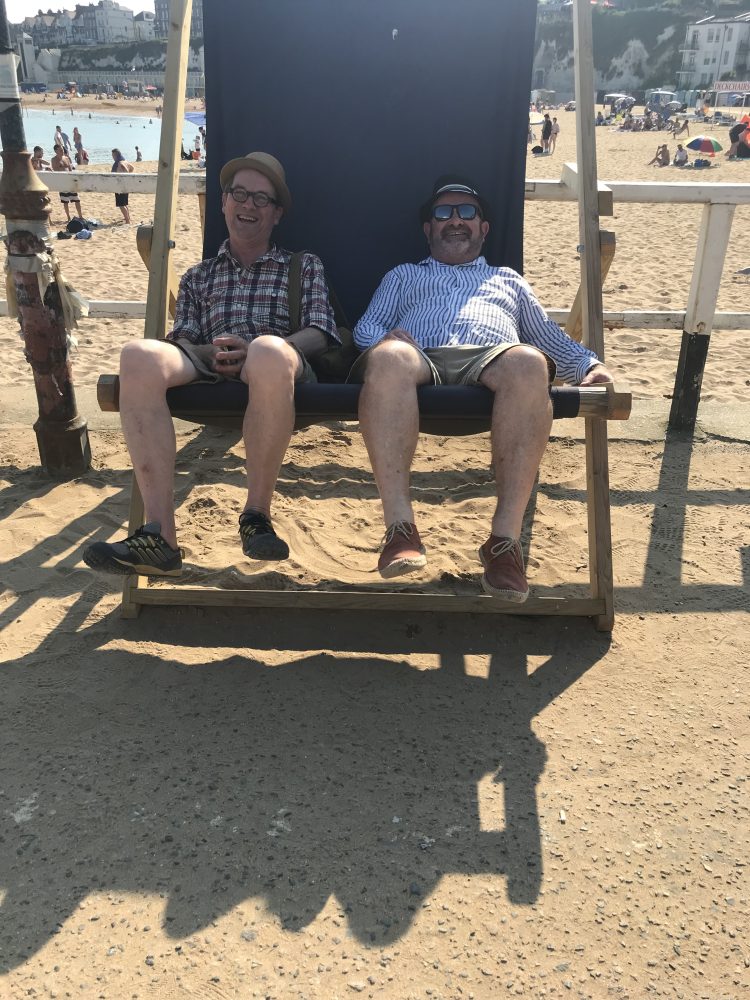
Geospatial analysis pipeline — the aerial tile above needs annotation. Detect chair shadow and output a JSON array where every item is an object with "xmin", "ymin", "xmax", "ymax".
[
  {"xmin": 537, "ymin": 427, "xmax": 750, "ymax": 612},
  {"xmin": 0, "ymin": 608, "xmax": 609, "ymax": 971}
]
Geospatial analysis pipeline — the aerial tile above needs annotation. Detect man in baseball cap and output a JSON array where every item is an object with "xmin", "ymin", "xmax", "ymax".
[
  {"xmin": 84, "ymin": 152, "xmax": 339, "ymax": 578},
  {"xmin": 349, "ymin": 171, "xmax": 613, "ymax": 601}
]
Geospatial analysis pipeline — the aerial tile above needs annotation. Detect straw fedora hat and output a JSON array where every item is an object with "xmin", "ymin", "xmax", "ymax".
[{"xmin": 219, "ymin": 151, "xmax": 291, "ymax": 213}]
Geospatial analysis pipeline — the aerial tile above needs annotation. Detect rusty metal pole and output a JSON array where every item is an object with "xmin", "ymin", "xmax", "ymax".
[{"xmin": 0, "ymin": 0, "xmax": 90, "ymax": 475}]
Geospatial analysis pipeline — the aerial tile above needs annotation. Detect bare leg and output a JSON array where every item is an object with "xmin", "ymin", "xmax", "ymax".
[
  {"xmin": 241, "ymin": 337, "xmax": 300, "ymax": 515},
  {"xmin": 479, "ymin": 346, "xmax": 553, "ymax": 539},
  {"xmin": 63, "ymin": 203, "xmax": 71, "ymax": 221},
  {"xmin": 75, "ymin": 201, "xmax": 83, "ymax": 218},
  {"xmin": 120, "ymin": 205, "xmax": 131, "ymax": 224},
  {"xmin": 358, "ymin": 339, "xmax": 431, "ymax": 526},
  {"xmin": 119, "ymin": 340, "xmax": 198, "ymax": 547}
]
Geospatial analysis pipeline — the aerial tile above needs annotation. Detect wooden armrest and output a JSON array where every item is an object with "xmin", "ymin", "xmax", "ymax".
[
  {"xmin": 578, "ymin": 382, "xmax": 631, "ymax": 420},
  {"xmin": 97, "ymin": 374, "xmax": 120, "ymax": 412}
]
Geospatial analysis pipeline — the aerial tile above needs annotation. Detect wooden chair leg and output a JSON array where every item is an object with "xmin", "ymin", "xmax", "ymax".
[{"xmin": 585, "ymin": 418, "xmax": 614, "ymax": 631}]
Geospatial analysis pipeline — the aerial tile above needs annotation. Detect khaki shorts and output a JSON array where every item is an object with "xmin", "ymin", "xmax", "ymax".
[
  {"xmin": 170, "ymin": 338, "xmax": 317, "ymax": 384},
  {"xmin": 348, "ymin": 343, "xmax": 555, "ymax": 386}
]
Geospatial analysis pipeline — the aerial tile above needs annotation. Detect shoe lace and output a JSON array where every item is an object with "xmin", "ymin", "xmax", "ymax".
[
  {"xmin": 488, "ymin": 537, "xmax": 521, "ymax": 560},
  {"xmin": 381, "ymin": 520, "xmax": 415, "ymax": 548},
  {"xmin": 239, "ymin": 510, "xmax": 273, "ymax": 538}
]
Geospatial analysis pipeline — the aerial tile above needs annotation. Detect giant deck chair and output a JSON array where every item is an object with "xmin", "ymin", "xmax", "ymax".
[{"xmin": 99, "ymin": 0, "xmax": 631, "ymax": 629}]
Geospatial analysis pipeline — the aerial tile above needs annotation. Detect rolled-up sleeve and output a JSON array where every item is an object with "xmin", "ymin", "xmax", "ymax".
[
  {"xmin": 517, "ymin": 278, "xmax": 600, "ymax": 385},
  {"xmin": 300, "ymin": 253, "xmax": 339, "ymax": 343},
  {"xmin": 167, "ymin": 270, "xmax": 206, "ymax": 344},
  {"xmin": 353, "ymin": 269, "xmax": 403, "ymax": 349}
]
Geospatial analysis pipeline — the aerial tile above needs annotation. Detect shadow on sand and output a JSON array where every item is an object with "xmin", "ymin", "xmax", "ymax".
[{"xmin": 0, "ymin": 604, "xmax": 609, "ymax": 971}]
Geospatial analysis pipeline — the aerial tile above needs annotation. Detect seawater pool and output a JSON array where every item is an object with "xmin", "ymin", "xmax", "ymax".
[{"xmin": 20, "ymin": 107, "xmax": 201, "ymax": 166}]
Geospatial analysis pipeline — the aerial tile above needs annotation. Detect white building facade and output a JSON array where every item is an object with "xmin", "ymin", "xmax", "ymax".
[{"xmin": 678, "ymin": 13, "xmax": 750, "ymax": 90}]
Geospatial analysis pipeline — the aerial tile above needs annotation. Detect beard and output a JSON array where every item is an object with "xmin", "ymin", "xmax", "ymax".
[{"xmin": 430, "ymin": 225, "xmax": 484, "ymax": 263}]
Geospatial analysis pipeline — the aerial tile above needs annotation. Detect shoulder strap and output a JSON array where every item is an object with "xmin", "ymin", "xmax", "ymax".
[
  {"xmin": 287, "ymin": 250, "xmax": 350, "ymax": 332},
  {"xmin": 288, "ymin": 251, "xmax": 304, "ymax": 332}
]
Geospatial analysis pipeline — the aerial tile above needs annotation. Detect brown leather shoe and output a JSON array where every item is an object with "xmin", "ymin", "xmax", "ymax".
[
  {"xmin": 378, "ymin": 521, "xmax": 427, "ymax": 579},
  {"xmin": 479, "ymin": 535, "xmax": 529, "ymax": 602}
]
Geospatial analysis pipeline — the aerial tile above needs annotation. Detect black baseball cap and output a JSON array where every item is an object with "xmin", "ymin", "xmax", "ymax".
[{"xmin": 419, "ymin": 174, "xmax": 491, "ymax": 224}]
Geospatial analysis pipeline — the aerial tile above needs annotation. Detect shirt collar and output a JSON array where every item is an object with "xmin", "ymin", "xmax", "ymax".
[
  {"xmin": 421, "ymin": 255, "xmax": 487, "ymax": 268},
  {"xmin": 218, "ymin": 239, "xmax": 287, "ymax": 268}
]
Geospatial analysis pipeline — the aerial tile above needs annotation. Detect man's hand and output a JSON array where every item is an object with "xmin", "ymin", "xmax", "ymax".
[
  {"xmin": 211, "ymin": 334, "xmax": 249, "ymax": 376},
  {"xmin": 580, "ymin": 363, "xmax": 613, "ymax": 386}
]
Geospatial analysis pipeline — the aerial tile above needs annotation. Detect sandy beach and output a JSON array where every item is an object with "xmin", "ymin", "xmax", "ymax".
[{"xmin": 1, "ymin": 115, "xmax": 749, "ymax": 998}]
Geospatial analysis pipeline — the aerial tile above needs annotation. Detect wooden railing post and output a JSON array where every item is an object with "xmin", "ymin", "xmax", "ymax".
[{"xmin": 669, "ymin": 202, "xmax": 735, "ymax": 432}]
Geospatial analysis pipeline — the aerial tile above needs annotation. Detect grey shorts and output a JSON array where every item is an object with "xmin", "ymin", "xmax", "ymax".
[
  {"xmin": 59, "ymin": 192, "xmax": 80, "ymax": 203},
  {"xmin": 348, "ymin": 343, "xmax": 555, "ymax": 386},
  {"xmin": 170, "ymin": 338, "xmax": 317, "ymax": 384}
]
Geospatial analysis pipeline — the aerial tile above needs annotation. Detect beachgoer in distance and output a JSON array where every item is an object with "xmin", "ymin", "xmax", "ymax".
[
  {"xmin": 541, "ymin": 113, "xmax": 552, "ymax": 153},
  {"xmin": 72, "ymin": 127, "xmax": 89, "ymax": 165},
  {"xmin": 111, "ymin": 148, "xmax": 135, "ymax": 224},
  {"xmin": 673, "ymin": 144, "xmax": 688, "ymax": 167},
  {"xmin": 83, "ymin": 152, "xmax": 339, "ymax": 577},
  {"xmin": 727, "ymin": 122, "xmax": 749, "ymax": 158},
  {"xmin": 549, "ymin": 116, "xmax": 560, "ymax": 153},
  {"xmin": 647, "ymin": 144, "xmax": 670, "ymax": 167},
  {"xmin": 53, "ymin": 124, "xmax": 71, "ymax": 155},
  {"xmin": 135, "ymin": 145, "xmax": 143, "ymax": 162},
  {"xmin": 349, "ymin": 176, "xmax": 613, "ymax": 600},
  {"xmin": 673, "ymin": 118, "xmax": 690, "ymax": 139},
  {"xmin": 31, "ymin": 146, "xmax": 50, "ymax": 170},
  {"xmin": 50, "ymin": 143, "xmax": 83, "ymax": 221}
]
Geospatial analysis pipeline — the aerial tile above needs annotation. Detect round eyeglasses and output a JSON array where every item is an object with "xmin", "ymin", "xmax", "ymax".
[{"xmin": 226, "ymin": 187, "xmax": 279, "ymax": 208}]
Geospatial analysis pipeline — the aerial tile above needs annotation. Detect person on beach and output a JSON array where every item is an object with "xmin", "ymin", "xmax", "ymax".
[
  {"xmin": 541, "ymin": 113, "xmax": 552, "ymax": 153},
  {"xmin": 549, "ymin": 116, "xmax": 560, "ymax": 153},
  {"xmin": 111, "ymin": 148, "xmax": 135, "ymax": 224},
  {"xmin": 673, "ymin": 144, "xmax": 688, "ymax": 167},
  {"xmin": 53, "ymin": 124, "xmax": 71, "ymax": 155},
  {"xmin": 726, "ymin": 122, "xmax": 749, "ymax": 158},
  {"xmin": 72, "ymin": 127, "xmax": 89, "ymax": 165},
  {"xmin": 647, "ymin": 144, "xmax": 670, "ymax": 167},
  {"xmin": 83, "ymin": 151, "xmax": 339, "ymax": 578},
  {"xmin": 673, "ymin": 118, "xmax": 690, "ymax": 139},
  {"xmin": 348, "ymin": 175, "xmax": 613, "ymax": 600},
  {"xmin": 135, "ymin": 145, "xmax": 143, "ymax": 162},
  {"xmin": 50, "ymin": 143, "xmax": 83, "ymax": 221},
  {"xmin": 31, "ymin": 146, "xmax": 50, "ymax": 170}
]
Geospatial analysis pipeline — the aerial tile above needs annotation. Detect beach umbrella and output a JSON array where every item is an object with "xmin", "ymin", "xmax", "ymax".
[{"xmin": 686, "ymin": 136, "xmax": 723, "ymax": 156}]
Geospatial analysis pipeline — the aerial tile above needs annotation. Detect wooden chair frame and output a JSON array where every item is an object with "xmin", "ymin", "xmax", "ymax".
[{"xmin": 101, "ymin": 0, "xmax": 630, "ymax": 630}]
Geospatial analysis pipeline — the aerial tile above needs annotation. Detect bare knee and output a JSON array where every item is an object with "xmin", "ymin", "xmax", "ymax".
[
  {"xmin": 243, "ymin": 336, "xmax": 298, "ymax": 385},
  {"xmin": 364, "ymin": 339, "xmax": 424, "ymax": 385},
  {"xmin": 120, "ymin": 340, "xmax": 169, "ymax": 384},
  {"xmin": 120, "ymin": 339, "xmax": 192, "ymax": 399},
  {"xmin": 483, "ymin": 346, "xmax": 549, "ymax": 392}
]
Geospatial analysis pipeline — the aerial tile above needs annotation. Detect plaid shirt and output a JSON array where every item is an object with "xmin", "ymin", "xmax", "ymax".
[{"xmin": 168, "ymin": 240, "xmax": 338, "ymax": 345}]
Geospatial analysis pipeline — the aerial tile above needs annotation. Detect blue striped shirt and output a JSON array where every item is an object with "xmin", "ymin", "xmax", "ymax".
[{"xmin": 354, "ymin": 256, "xmax": 600, "ymax": 385}]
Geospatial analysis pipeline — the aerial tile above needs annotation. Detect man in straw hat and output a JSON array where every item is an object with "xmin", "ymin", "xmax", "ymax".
[
  {"xmin": 349, "ymin": 174, "xmax": 613, "ymax": 602},
  {"xmin": 84, "ymin": 152, "xmax": 339, "ymax": 576}
]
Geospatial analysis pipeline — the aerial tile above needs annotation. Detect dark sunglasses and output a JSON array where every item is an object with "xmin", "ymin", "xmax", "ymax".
[
  {"xmin": 431, "ymin": 203, "xmax": 482, "ymax": 221},
  {"xmin": 226, "ymin": 187, "xmax": 279, "ymax": 208}
]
